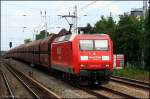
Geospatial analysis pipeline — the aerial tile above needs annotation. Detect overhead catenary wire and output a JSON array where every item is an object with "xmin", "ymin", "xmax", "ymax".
[
  {"xmin": 3, "ymin": 2, "xmax": 75, "ymax": 17},
  {"xmin": 78, "ymin": 1, "xmax": 97, "ymax": 12},
  {"xmin": 3, "ymin": 2, "xmax": 96, "ymax": 27},
  {"xmin": 3, "ymin": 1, "xmax": 99, "ymax": 35}
]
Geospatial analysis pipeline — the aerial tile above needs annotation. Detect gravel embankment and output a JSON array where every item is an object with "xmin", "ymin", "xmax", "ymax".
[{"xmin": 6, "ymin": 59, "xmax": 97, "ymax": 98}]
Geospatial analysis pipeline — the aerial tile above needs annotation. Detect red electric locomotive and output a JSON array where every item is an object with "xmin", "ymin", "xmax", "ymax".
[
  {"xmin": 4, "ymin": 33, "xmax": 113, "ymax": 85},
  {"xmin": 51, "ymin": 33, "xmax": 113, "ymax": 85}
]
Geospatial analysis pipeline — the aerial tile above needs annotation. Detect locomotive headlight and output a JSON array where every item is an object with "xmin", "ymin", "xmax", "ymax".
[
  {"xmin": 105, "ymin": 64, "xmax": 109, "ymax": 67},
  {"xmin": 80, "ymin": 64, "xmax": 87, "ymax": 68},
  {"xmin": 80, "ymin": 56, "xmax": 88, "ymax": 60},
  {"xmin": 80, "ymin": 64, "xmax": 84, "ymax": 67},
  {"xmin": 102, "ymin": 56, "xmax": 109, "ymax": 60}
]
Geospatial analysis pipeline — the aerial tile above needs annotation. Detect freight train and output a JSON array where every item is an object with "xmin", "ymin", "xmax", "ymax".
[{"xmin": 4, "ymin": 33, "xmax": 113, "ymax": 85}]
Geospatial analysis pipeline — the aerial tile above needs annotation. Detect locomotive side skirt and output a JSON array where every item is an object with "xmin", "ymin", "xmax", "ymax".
[{"xmin": 51, "ymin": 64, "xmax": 74, "ymax": 74}]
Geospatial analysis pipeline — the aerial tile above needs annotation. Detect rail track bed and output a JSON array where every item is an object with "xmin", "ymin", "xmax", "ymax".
[
  {"xmin": 111, "ymin": 76, "xmax": 150, "ymax": 90},
  {"xmin": 47, "ymin": 68, "xmax": 139, "ymax": 99},
  {"xmin": 51, "ymin": 70, "xmax": 139, "ymax": 99},
  {"xmin": 50, "ymin": 68, "xmax": 149, "ymax": 98},
  {"xmin": 0, "ymin": 64, "xmax": 34, "ymax": 98},
  {"xmin": 1, "ymin": 63, "xmax": 60, "ymax": 99},
  {"xmin": 0, "ymin": 69, "xmax": 14, "ymax": 98},
  {"xmin": 68, "ymin": 83, "xmax": 138, "ymax": 99},
  {"xmin": 2, "ymin": 59, "xmax": 149, "ymax": 98},
  {"xmin": 93, "ymin": 86, "xmax": 138, "ymax": 98},
  {"xmin": 3, "ymin": 59, "xmax": 98, "ymax": 98}
]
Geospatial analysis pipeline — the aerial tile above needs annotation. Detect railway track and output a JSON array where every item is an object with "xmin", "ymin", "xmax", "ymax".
[
  {"xmin": 68, "ymin": 82, "xmax": 138, "ymax": 99},
  {"xmin": 0, "ymin": 69, "xmax": 15, "ymax": 99},
  {"xmin": 111, "ymin": 76, "xmax": 150, "ymax": 90},
  {"xmin": 81, "ymin": 86, "xmax": 138, "ymax": 99},
  {"xmin": 4, "ymin": 63, "xmax": 61, "ymax": 99},
  {"xmin": 97, "ymin": 86, "xmax": 138, "ymax": 98},
  {"xmin": 61, "ymin": 77, "xmax": 138, "ymax": 98},
  {"xmin": 3, "ymin": 60, "xmax": 148, "ymax": 98}
]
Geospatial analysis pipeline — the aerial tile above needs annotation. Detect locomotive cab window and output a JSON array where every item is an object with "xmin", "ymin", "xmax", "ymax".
[
  {"xmin": 79, "ymin": 39, "xmax": 109, "ymax": 51},
  {"xmin": 79, "ymin": 40, "xmax": 93, "ymax": 51},
  {"xmin": 95, "ymin": 40, "xmax": 108, "ymax": 50}
]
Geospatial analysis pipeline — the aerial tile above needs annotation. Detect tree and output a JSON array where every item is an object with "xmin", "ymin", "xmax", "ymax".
[
  {"xmin": 85, "ymin": 23, "xmax": 93, "ymax": 34},
  {"xmin": 144, "ymin": 7, "xmax": 150, "ymax": 69},
  {"xmin": 94, "ymin": 16, "xmax": 106, "ymax": 33},
  {"xmin": 114, "ymin": 15, "xmax": 143, "ymax": 66},
  {"xmin": 94, "ymin": 15, "xmax": 116, "ymax": 38},
  {"xmin": 24, "ymin": 38, "xmax": 32, "ymax": 44},
  {"xmin": 36, "ymin": 30, "xmax": 49, "ymax": 40},
  {"xmin": 78, "ymin": 23, "xmax": 94, "ymax": 34}
]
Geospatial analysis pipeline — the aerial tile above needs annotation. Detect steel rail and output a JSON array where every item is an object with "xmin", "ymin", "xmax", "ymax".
[
  {"xmin": 5, "ymin": 63, "xmax": 61, "ymax": 99},
  {"xmin": 79, "ymin": 87, "xmax": 109, "ymax": 99},
  {"xmin": 99, "ymin": 86, "xmax": 138, "ymax": 99},
  {"xmin": 62, "ymin": 76, "xmax": 139, "ymax": 99},
  {"xmin": 50, "ymin": 72, "xmax": 110, "ymax": 98},
  {"xmin": 111, "ymin": 77, "xmax": 150, "ymax": 90},
  {"xmin": 5, "ymin": 65, "xmax": 40, "ymax": 99},
  {"xmin": 69, "ymin": 81, "xmax": 137, "ymax": 99},
  {"xmin": 112, "ymin": 75, "xmax": 150, "ymax": 86},
  {"xmin": 40, "ymin": 69, "xmax": 134, "ymax": 99},
  {"xmin": 1, "ymin": 69, "xmax": 15, "ymax": 99},
  {"xmin": 70, "ymin": 83, "xmax": 110, "ymax": 99},
  {"xmin": 59, "ymin": 76, "xmax": 112, "ymax": 99},
  {"xmin": 3, "ymin": 60, "xmax": 141, "ymax": 98}
]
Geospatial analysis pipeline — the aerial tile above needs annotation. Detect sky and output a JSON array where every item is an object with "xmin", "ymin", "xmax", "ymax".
[{"xmin": 1, "ymin": 1, "xmax": 144, "ymax": 51}]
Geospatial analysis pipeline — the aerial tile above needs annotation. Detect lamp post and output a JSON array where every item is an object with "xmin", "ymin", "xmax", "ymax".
[
  {"xmin": 21, "ymin": 14, "xmax": 36, "ymax": 41},
  {"xmin": 22, "ymin": 26, "xmax": 27, "ymax": 32}
]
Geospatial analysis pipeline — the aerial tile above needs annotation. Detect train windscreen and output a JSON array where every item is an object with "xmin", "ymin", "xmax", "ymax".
[
  {"xmin": 80, "ymin": 40, "xmax": 93, "ymax": 51},
  {"xmin": 79, "ymin": 40, "xmax": 108, "ymax": 51},
  {"xmin": 95, "ymin": 40, "xmax": 108, "ymax": 50}
]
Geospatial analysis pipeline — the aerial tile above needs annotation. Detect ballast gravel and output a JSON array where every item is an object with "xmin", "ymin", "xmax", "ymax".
[
  {"xmin": 1, "ymin": 64, "xmax": 33, "ymax": 98},
  {"xmin": 6, "ymin": 59, "xmax": 97, "ymax": 98}
]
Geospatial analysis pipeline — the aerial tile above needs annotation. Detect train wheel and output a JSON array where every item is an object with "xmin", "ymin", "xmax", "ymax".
[
  {"xmin": 72, "ymin": 75, "xmax": 79, "ymax": 85},
  {"xmin": 47, "ymin": 66, "xmax": 51, "ymax": 71},
  {"xmin": 97, "ymin": 77, "xmax": 110, "ymax": 85}
]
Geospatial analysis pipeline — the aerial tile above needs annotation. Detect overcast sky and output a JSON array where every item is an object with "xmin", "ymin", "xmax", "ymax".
[{"xmin": 1, "ymin": 1, "xmax": 143, "ymax": 51}]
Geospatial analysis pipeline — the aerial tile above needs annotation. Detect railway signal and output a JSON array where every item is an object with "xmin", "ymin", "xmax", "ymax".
[{"xmin": 9, "ymin": 42, "xmax": 12, "ymax": 48}]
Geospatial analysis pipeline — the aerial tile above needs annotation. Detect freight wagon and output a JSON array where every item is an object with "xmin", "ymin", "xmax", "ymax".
[{"xmin": 4, "ymin": 33, "xmax": 113, "ymax": 85}]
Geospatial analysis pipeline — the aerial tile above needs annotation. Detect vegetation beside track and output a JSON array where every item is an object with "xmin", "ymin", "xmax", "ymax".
[{"xmin": 113, "ymin": 67, "xmax": 150, "ymax": 81}]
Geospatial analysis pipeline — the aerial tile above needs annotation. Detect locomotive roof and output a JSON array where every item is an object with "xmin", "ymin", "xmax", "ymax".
[
  {"xmin": 78, "ymin": 33, "xmax": 110, "ymax": 38},
  {"xmin": 53, "ymin": 33, "xmax": 110, "ymax": 43}
]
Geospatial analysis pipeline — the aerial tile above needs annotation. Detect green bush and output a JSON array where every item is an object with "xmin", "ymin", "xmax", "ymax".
[{"xmin": 113, "ymin": 67, "xmax": 150, "ymax": 81}]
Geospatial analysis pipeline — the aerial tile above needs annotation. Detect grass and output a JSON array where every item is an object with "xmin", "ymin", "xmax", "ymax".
[{"xmin": 113, "ymin": 67, "xmax": 150, "ymax": 82}]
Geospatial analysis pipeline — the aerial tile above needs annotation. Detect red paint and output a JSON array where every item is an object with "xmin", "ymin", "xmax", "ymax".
[{"xmin": 51, "ymin": 34, "xmax": 113, "ymax": 75}]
